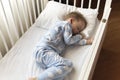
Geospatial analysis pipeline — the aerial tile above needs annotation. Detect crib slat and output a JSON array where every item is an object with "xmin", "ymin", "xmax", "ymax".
[
  {"xmin": 66, "ymin": 0, "xmax": 69, "ymax": 5},
  {"xmin": 21, "ymin": 0, "xmax": 29, "ymax": 30},
  {"xmin": 74, "ymin": 0, "xmax": 76, "ymax": 7},
  {"xmin": 31, "ymin": 0, "xmax": 36, "ymax": 20},
  {"xmin": 59, "ymin": 0, "xmax": 61, "ymax": 3},
  {"xmin": 0, "ymin": 30, "xmax": 9, "ymax": 52},
  {"xmin": 22, "ymin": 0, "xmax": 30, "ymax": 29},
  {"xmin": 26, "ymin": 0, "xmax": 33, "ymax": 26},
  {"xmin": 40, "ymin": 0, "xmax": 44, "ymax": 11},
  {"xmin": 16, "ymin": 0, "xmax": 28, "ymax": 31},
  {"xmin": 96, "ymin": 0, "xmax": 100, "ymax": 11},
  {"xmin": 20, "ymin": 0, "xmax": 29, "ymax": 30},
  {"xmin": 0, "ymin": 0, "xmax": 14, "ymax": 46},
  {"xmin": 8, "ymin": 0, "xmax": 20, "ymax": 39},
  {"xmin": 81, "ymin": 0, "xmax": 84, "ymax": 8},
  {"xmin": 13, "ymin": 0, "xmax": 24, "ymax": 34},
  {"xmin": 88, "ymin": 0, "xmax": 92, "ymax": 8},
  {"xmin": 36, "ymin": 0, "xmax": 40, "ymax": 16},
  {"xmin": 2, "ymin": 0, "xmax": 19, "ymax": 40}
]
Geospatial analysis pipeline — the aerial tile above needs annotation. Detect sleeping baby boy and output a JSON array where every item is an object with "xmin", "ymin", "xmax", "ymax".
[{"xmin": 28, "ymin": 11, "xmax": 93, "ymax": 80}]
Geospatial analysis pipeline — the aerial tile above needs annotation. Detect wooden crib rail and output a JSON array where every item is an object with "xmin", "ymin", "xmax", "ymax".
[
  {"xmin": 78, "ymin": 0, "xmax": 112, "ymax": 79},
  {"xmin": 79, "ymin": 8, "xmax": 112, "ymax": 80}
]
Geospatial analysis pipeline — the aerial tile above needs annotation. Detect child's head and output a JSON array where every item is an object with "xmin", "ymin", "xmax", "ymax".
[{"xmin": 65, "ymin": 11, "xmax": 87, "ymax": 35}]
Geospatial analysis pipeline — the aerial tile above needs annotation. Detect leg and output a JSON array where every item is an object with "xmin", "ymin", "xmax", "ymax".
[
  {"xmin": 53, "ymin": 77, "xmax": 64, "ymax": 80},
  {"xmin": 37, "ymin": 50, "xmax": 73, "ymax": 80}
]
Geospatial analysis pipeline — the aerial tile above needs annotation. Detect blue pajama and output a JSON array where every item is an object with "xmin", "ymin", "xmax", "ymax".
[
  {"xmin": 35, "ymin": 48, "xmax": 72, "ymax": 80},
  {"xmin": 34, "ymin": 21, "xmax": 87, "ymax": 80}
]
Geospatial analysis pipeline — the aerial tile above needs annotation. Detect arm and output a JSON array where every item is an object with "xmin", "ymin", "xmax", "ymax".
[
  {"xmin": 79, "ymin": 32, "xmax": 93, "ymax": 45},
  {"xmin": 63, "ymin": 24, "xmax": 82, "ymax": 45},
  {"xmin": 63, "ymin": 23, "xmax": 93, "ymax": 46},
  {"xmin": 79, "ymin": 37, "xmax": 93, "ymax": 45}
]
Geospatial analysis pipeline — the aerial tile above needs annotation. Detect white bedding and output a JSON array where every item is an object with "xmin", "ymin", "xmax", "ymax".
[
  {"xmin": 0, "ymin": 24, "xmax": 47, "ymax": 80},
  {"xmin": 0, "ymin": 1, "xmax": 99, "ymax": 78},
  {"xmin": 0, "ymin": 19, "xmax": 99, "ymax": 80}
]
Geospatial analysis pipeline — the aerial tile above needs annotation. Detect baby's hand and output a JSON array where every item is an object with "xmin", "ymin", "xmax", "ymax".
[{"xmin": 86, "ymin": 37, "xmax": 94, "ymax": 45}]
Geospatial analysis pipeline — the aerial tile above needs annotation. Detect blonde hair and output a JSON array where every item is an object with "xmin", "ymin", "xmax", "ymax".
[{"xmin": 64, "ymin": 11, "xmax": 87, "ymax": 28}]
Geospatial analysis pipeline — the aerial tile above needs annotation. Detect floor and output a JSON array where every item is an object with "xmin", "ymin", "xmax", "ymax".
[{"xmin": 92, "ymin": 0, "xmax": 120, "ymax": 80}]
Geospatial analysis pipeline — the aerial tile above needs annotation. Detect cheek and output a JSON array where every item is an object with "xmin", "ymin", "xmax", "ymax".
[
  {"xmin": 72, "ymin": 29, "xmax": 77, "ymax": 34},
  {"xmin": 73, "ymin": 29, "xmax": 76, "ymax": 33},
  {"xmin": 74, "ymin": 28, "xmax": 79, "ymax": 34}
]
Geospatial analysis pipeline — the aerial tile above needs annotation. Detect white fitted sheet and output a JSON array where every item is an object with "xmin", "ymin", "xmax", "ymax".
[{"xmin": 0, "ymin": 21, "xmax": 99, "ymax": 80}]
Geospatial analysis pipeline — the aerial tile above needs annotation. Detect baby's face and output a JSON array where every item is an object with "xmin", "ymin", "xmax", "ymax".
[{"xmin": 71, "ymin": 20, "xmax": 85, "ymax": 35}]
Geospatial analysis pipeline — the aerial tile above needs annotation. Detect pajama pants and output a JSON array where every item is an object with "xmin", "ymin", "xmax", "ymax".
[{"xmin": 34, "ymin": 48, "xmax": 73, "ymax": 80}]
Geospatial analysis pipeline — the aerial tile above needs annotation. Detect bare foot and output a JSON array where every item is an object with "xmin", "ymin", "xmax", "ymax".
[{"xmin": 28, "ymin": 77, "xmax": 37, "ymax": 80}]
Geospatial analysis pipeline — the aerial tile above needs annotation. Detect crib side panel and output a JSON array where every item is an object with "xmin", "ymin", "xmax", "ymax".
[{"xmin": 0, "ymin": 0, "xmax": 40, "ymax": 56}]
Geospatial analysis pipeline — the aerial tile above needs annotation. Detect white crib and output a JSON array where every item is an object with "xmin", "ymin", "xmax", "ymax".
[{"xmin": 0, "ymin": 0, "xmax": 112, "ymax": 80}]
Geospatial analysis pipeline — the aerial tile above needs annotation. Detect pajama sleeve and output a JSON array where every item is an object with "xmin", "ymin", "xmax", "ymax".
[
  {"xmin": 79, "ymin": 39, "xmax": 87, "ymax": 46},
  {"xmin": 63, "ymin": 23, "xmax": 87, "ymax": 46}
]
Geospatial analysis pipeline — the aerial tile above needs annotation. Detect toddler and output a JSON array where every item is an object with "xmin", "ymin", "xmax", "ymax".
[{"xmin": 29, "ymin": 11, "xmax": 93, "ymax": 80}]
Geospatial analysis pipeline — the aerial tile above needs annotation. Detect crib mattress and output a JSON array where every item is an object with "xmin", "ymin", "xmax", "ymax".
[{"xmin": 0, "ymin": 22, "xmax": 99, "ymax": 80}]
